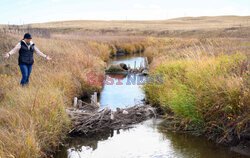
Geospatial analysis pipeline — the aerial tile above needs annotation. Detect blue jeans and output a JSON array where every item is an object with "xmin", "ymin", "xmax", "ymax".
[{"xmin": 19, "ymin": 64, "xmax": 33, "ymax": 86}]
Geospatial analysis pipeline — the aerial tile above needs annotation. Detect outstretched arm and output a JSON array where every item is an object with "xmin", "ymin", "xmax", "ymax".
[
  {"xmin": 4, "ymin": 43, "xmax": 21, "ymax": 58},
  {"xmin": 34, "ymin": 46, "xmax": 47, "ymax": 58},
  {"xmin": 34, "ymin": 46, "xmax": 52, "ymax": 60}
]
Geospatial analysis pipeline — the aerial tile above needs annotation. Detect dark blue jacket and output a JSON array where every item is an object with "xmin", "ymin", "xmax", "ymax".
[{"xmin": 18, "ymin": 40, "xmax": 35, "ymax": 65}]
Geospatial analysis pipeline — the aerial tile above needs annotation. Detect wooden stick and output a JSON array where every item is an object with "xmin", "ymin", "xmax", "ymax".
[
  {"xmin": 140, "ymin": 61, "xmax": 143, "ymax": 69},
  {"xmin": 94, "ymin": 92, "xmax": 97, "ymax": 105},
  {"xmin": 73, "ymin": 97, "xmax": 78, "ymax": 108}
]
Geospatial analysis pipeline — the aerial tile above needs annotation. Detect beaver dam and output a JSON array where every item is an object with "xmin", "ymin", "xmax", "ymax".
[
  {"xmin": 55, "ymin": 54, "xmax": 248, "ymax": 158},
  {"xmin": 67, "ymin": 104, "xmax": 157, "ymax": 136}
]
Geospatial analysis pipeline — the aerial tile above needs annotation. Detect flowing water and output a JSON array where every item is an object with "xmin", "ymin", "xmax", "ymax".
[{"xmin": 55, "ymin": 54, "xmax": 248, "ymax": 158}]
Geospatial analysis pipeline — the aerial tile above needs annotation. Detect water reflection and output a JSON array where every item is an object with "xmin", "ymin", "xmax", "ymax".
[
  {"xmin": 99, "ymin": 56, "xmax": 147, "ymax": 110},
  {"xmin": 158, "ymin": 126, "xmax": 248, "ymax": 158},
  {"xmin": 55, "ymin": 119, "xmax": 247, "ymax": 158}
]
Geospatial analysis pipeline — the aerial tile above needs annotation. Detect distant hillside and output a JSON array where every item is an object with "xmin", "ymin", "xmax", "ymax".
[
  {"xmin": 1, "ymin": 16, "xmax": 249, "ymax": 37},
  {"xmin": 29, "ymin": 16, "xmax": 250, "ymax": 31}
]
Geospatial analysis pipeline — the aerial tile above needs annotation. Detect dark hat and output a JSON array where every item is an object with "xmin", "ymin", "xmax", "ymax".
[{"xmin": 23, "ymin": 33, "xmax": 32, "ymax": 39}]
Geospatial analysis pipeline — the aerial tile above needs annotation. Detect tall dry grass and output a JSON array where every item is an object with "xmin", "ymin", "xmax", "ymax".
[
  {"xmin": 0, "ymin": 33, "xmax": 108, "ymax": 157},
  {"xmin": 0, "ymin": 31, "xmax": 149, "ymax": 157}
]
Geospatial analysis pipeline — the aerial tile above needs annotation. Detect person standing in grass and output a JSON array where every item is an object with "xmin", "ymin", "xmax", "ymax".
[{"xmin": 4, "ymin": 33, "xmax": 52, "ymax": 86}]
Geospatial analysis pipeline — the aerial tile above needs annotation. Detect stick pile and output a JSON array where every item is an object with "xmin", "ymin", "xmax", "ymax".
[{"xmin": 67, "ymin": 105, "xmax": 156, "ymax": 136}]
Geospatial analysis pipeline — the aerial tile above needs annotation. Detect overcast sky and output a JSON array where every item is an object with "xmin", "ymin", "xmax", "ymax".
[{"xmin": 0, "ymin": 0, "xmax": 249, "ymax": 24}]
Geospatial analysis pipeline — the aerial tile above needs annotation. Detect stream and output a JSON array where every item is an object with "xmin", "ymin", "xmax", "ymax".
[{"xmin": 55, "ymin": 54, "xmax": 248, "ymax": 158}]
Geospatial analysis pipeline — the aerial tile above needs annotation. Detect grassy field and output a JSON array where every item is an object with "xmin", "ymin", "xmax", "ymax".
[{"xmin": 0, "ymin": 15, "xmax": 249, "ymax": 157}]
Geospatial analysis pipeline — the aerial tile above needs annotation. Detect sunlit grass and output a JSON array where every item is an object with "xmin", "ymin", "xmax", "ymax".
[{"xmin": 143, "ymin": 38, "xmax": 249, "ymax": 140}]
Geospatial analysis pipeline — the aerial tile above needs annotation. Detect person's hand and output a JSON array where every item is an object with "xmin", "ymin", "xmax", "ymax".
[
  {"xmin": 4, "ymin": 53, "xmax": 9, "ymax": 59},
  {"xmin": 46, "ymin": 56, "xmax": 52, "ymax": 60}
]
